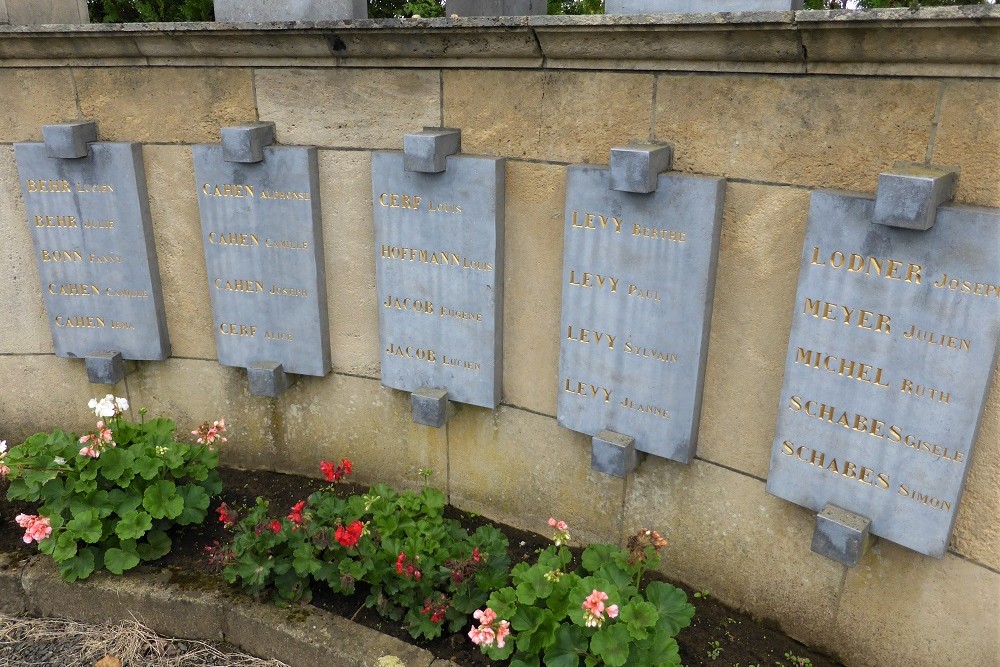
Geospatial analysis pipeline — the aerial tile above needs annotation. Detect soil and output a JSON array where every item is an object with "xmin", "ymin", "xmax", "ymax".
[{"xmin": 1, "ymin": 469, "xmax": 844, "ymax": 667}]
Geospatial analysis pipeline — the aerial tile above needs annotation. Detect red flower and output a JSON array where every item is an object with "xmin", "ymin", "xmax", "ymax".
[
  {"xmin": 335, "ymin": 520, "xmax": 364, "ymax": 548},
  {"xmin": 396, "ymin": 551, "xmax": 421, "ymax": 580},
  {"xmin": 216, "ymin": 502, "xmax": 235, "ymax": 527},
  {"xmin": 320, "ymin": 458, "xmax": 354, "ymax": 483},
  {"xmin": 270, "ymin": 520, "xmax": 282, "ymax": 534},
  {"xmin": 472, "ymin": 547, "xmax": 481, "ymax": 563},
  {"xmin": 287, "ymin": 500, "xmax": 306, "ymax": 524}
]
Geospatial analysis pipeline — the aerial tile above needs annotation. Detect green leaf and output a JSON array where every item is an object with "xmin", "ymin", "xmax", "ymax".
[
  {"xmin": 66, "ymin": 509, "xmax": 102, "ymax": 544},
  {"xmin": 487, "ymin": 587, "xmax": 518, "ymax": 619},
  {"xmin": 174, "ymin": 484, "xmax": 210, "ymax": 525},
  {"xmin": 104, "ymin": 546, "xmax": 140, "ymax": 574},
  {"xmin": 137, "ymin": 529, "xmax": 171, "ymax": 561},
  {"xmin": 645, "ymin": 581, "xmax": 695, "ymax": 636},
  {"xmin": 143, "ymin": 480, "xmax": 184, "ymax": 520},
  {"xmin": 620, "ymin": 599, "xmax": 659, "ymax": 640},
  {"xmin": 590, "ymin": 623, "xmax": 631, "ymax": 667},
  {"xmin": 115, "ymin": 510, "xmax": 153, "ymax": 540},
  {"xmin": 58, "ymin": 548, "xmax": 96, "ymax": 582},
  {"xmin": 515, "ymin": 564, "xmax": 554, "ymax": 605},
  {"xmin": 543, "ymin": 624, "xmax": 587, "ymax": 667},
  {"xmin": 134, "ymin": 455, "xmax": 162, "ymax": 480},
  {"xmin": 99, "ymin": 448, "xmax": 134, "ymax": 482},
  {"xmin": 52, "ymin": 533, "xmax": 78, "ymax": 562}
]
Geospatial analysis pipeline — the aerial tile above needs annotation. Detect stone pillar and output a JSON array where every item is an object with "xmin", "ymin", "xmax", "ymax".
[
  {"xmin": 606, "ymin": 0, "xmax": 803, "ymax": 13},
  {"xmin": 0, "ymin": 0, "xmax": 88, "ymax": 25},
  {"xmin": 213, "ymin": 0, "xmax": 367, "ymax": 22}
]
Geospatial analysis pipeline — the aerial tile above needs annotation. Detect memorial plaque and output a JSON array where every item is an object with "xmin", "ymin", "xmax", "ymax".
[
  {"xmin": 193, "ymin": 143, "xmax": 330, "ymax": 377},
  {"xmin": 766, "ymin": 191, "xmax": 1000, "ymax": 558},
  {"xmin": 15, "ymin": 139, "xmax": 170, "ymax": 361},
  {"xmin": 372, "ymin": 151, "xmax": 504, "ymax": 408},
  {"xmin": 557, "ymin": 166, "xmax": 725, "ymax": 463}
]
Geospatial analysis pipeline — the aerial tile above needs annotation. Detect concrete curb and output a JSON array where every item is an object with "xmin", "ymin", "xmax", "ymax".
[{"xmin": 0, "ymin": 553, "xmax": 457, "ymax": 667}]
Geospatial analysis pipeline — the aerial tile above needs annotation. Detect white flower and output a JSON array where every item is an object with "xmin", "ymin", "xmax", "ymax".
[
  {"xmin": 53, "ymin": 457, "xmax": 66, "ymax": 465},
  {"xmin": 0, "ymin": 440, "xmax": 7, "ymax": 455},
  {"xmin": 114, "ymin": 396, "xmax": 129, "ymax": 413},
  {"xmin": 88, "ymin": 395, "xmax": 116, "ymax": 418}
]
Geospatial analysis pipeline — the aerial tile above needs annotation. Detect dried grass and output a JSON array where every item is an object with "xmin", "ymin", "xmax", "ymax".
[{"xmin": 0, "ymin": 614, "xmax": 288, "ymax": 667}]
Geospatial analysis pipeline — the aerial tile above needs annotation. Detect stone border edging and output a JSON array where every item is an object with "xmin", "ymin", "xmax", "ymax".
[{"xmin": 0, "ymin": 552, "xmax": 458, "ymax": 667}]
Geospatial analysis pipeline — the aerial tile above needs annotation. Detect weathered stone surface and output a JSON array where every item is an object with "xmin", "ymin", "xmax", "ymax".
[
  {"xmin": 609, "ymin": 142, "xmax": 673, "ymax": 194},
  {"xmin": 766, "ymin": 191, "xmax": 1000, "ymax": 558},
  {"xmin": 449, "ymin": 405, "xmax": 624, "ymax": 545},
  {"xmin": 448, "ymin": 0, "xmax": 546, "ymax": 15},
  {"xmin": 501, "ymin": 161, "xmax": 566, "ymax": 417},
  {"xmin": 247, "ymin": 361, "xmax": 292, "ymax": 397},
  {"xmin": 372, "ymin": 150, "xmax": 504, "ymax": 409},
  {"xmin": 624, "ymin": 457, "xmax": 844, "ymax": 652},
  {"xmin": 403, "ymin": 128, "xmax": 461, "ymax": 174},
  {"xmin": 411, "ymin": 387, "xmax": 450, "ymax": 428},
  {"xmin": 317, "ymin": 150, "xmax": 379, "ymax": 377},
  {"xmin": 0, "ymin": 70, "xmax": 78, "ymax": 143},
  {"xmin": 85, "ymin": 350, "xmax": 125, "ymax": 385},
  {"xmin": 811, "ymin": 504, "xmax": 873, "ymax": 568},
  {"xmin": 15, "ymin": 140, "xmax": 171, "ymax": 361},
  {"xmin": 0, "ymin": 145, "xmax": 51, "ymax": 354},
  {"xmin": 591, "ymin": 430, "xmax": 639, "ymax": 478},
  {"xmin": 655, "ymin": 74, "xmax": 939, "ymax": 191},
  {"xmin": 42, "ymin": 120, "xmax": 97, "ymax": 159},
  {"xmin": 0, "ymin": 554, "xmax": 26, "ymax": 615},
  {"xmin": 444, "ymin": 70, "xmax": 653, "ymax": 164},
  {"xmin": 276, "ymin": 374, "xmax": 448, "ymax": 493},
  {"xmin": 832, "ymin": 542, "xmax": 1000, "ymax": 667},
  {"xmin": 697, "ymin": 183, "xmax": 810, "ymax": 478},
  {"xmin": 220, "ymin": 121, "xmax": 275, "ymax": 163},
  {"xmin": 194, "ymin": 143, "xmax": 331, "ymax": 378},
  {"xmin": 558, "ymin": 166, "xmax": 724, "ymax": 463},
  {"xmin": 75, "ymin": 68, "xmax": 256, "ymax": 143},
  {"xmin": 142, "ymin": 145, "xmax": 215, "ymax": 360},
  {"xmin": 932, "ymin": 80, "xmax": 1000, "ymax": 208},
  {"xmin": 607, "ymin": 0, "xmax": 801, "ymax": 12},
  {"xmin": 256, "ymin": 69, "xmax": 440, "ymax": 149},
  {"xmin": 1, "ymin": 0, "xmax": 87, "ymax": 25},
  {"xmin": 213, "ymin": 0, "xmax": 366, "ymax": 22}
]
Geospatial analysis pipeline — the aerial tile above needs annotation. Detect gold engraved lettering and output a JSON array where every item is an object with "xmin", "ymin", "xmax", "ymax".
[
  {"xmin": 809, "ymin": 246, "xmax": 922, "ymax": 284},
  {"xmin": 110, "ymin": 320, "xmax": 134, "ymax": 330},
  {"xmin": 269, "ymin": 285, "xmax": 308, "ymax": 298},
  {"xmin": 441, "ymin": 355, "xmax": 480, "ymax": 371},
  {"xmin": 379, "ymin": 245, "xmax": 493, "ymax": 272},
  {"xmin": 105, "ymin": 288, "xmax": 148, "ymax": 298},
  {"xmin": 214, "ymin": 278, "xmax": 265, "ymax": 293},
  {"xmin": 439, "ymin": 305, "xmax": 481, "ymax": 322},
  {"xmin": 208, "ymin": 232, "xmax": 260, "ymax": 247},
  {"xmin": 34, "ymin": 215, "xmax": 77, "ymax": 229},
  {"xmin": 385, "ymin": 343, "xmax": 436, "ymax": 362},
  {"xmin": 264, "ymin": 238, "xmax": 309, "ymax": 251},
  {"xmin": 567, "ymin": 270, "xmax": 618, "ymax": 293},
  {"xmin": 626, "ymin": 284, "xmax": 661, "ymax": 301},
  {"xmin": 900, "ymin": 378, "xmax": 951, "ymax": 405},
  {"xmin": 793, "ymin": 347, "xmax": 890, "ymax": 388},
  {"xmin": 378, "ymin": 193, "xmax": 422, "ymax": 210},
  {"xmin": 84, "ymin": 219, "xmax": 114, "ymax": 229},
  {"xmin": 571, "ymin": 211, "xmax": 623, "ymax": 233},
  {"xmin": 219, "ymin": 323, "xmax": 257, "ymax": 337},
  {"xmin": 202, "ymin": 183, "xmax": 254, "ymax": 198},
  {"xmin": 780, "ymin": 440, "xmax": 891, "ymax": 490},
  {"xmin": 802, "ymin": 297, "xmax": 891, "ymax": 334},
  {"xmin": 566, "ymin": 325, "xmax": 616, "ymax": 349},
  {"xmin": 75, "ymin": 183, "xmax": 114, "ymax": 193},
  {"xmin": 54, "ymin": 315, "xmax": 106, "ymax": 329},
  {"xmin": 383, "ymin": 295, "xmax": 435, "ymax": 314},
  {"xmin": 786, "ymin": 395, "xmax": 965, "ymax": 463},
  {"xmin": 26, "ymin": 179, "xmax": 71, "ymax": 193},
  {"xmin": 259, "ymin": 190, "xmax": 310, "ymax": 201},
  {"xmin": 631, "ymin": 223, "xmax": 685, "ymax": 242},
  {"xmin": 619, "ymin": 397, "xmax": 669, "ymax": 419},
  {"xmin": 49, "ymin": 283, "xmax": 100, "ymax": 297},
  {"xmin": 896, "ymin": 485, "xmax": 953, "ymax": 512},
  {"xmin": 89, "ymin": 253, "xmax": 122, "ymax": 264},
  {"xmin": 428, "ymin": 199, "xmax": 462, "ymax": 214},
  {"xmin": 932, "ymin": 273, "xmax": 1000, "ymax": 299},
  {"xmin": 562, "ymin": 377, "xmax": 612, "ymax": 403},
  {"xmin": 264, "ymin": 331, "xmax": 294, "ymax": 341},
  {"xmin": 41, "ymin": 250, "xmax": 83, "ymax": 263},
  {"xmin": 622, "ymin": 342, "xmax": 677, "ymax": 363},
  {"xmin": 901, "ymin": 324, "xmax": 971, "ymax": 352}
]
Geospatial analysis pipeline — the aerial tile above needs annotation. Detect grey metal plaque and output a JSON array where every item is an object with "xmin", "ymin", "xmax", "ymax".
[
  {"xmin": 766, "ymin": 190, "xmax": 1000, "ymax": 558},
  {"xmin": 193, "ymin": 145, "xmax": 330, "ymax": 377},
  {"xmin": 372, "ymin": 152, "xmax": 504, "ymax": 409},
  {"xmin": 557, "ymin": 166, "xmax": 725, "ymax": 463},
  {"xmin": 14, "ymin": 142, "xmax": 170, "ymax": 360}
]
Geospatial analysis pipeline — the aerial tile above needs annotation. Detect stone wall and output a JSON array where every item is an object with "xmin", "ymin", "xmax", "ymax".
[{"xmin": 0, "ymin": 8, "xmax": 997, "ymax": 666}]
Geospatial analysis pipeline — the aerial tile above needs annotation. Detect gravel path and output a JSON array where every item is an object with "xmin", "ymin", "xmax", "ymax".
[{"xmin": 0, "ymin": 615, "xmax": 288, "ymax": 667}]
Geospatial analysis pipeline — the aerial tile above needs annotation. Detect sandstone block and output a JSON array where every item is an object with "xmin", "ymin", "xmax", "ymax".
[{"xmin": 932, "ymin": 80, "xmax": 1000, "ymax": 207}]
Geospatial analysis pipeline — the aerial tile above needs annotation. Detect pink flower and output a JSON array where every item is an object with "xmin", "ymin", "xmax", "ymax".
[
  {"xmin": 548, "ymin": 517, "xmax": 571, "ymax": 546},
  {"xmin": 473, "ymin": 608, "xmax": 497, "ymax": 626},
  {"xmin": 495, "ymin": 620, "xmax": 511, "ymax": 648},
  {"xmin": 0, "ymin": 465, "xmax": 9, "ymax": 478},
  {"xmin": 582, "ymin": 590, "xmax": 616, "ymax": 628},
  {"xmin": 468, "ymin": 607, "xmax": 511, "ymax": 649},
  {"xmin": 192, "ymin": 418, "xmax": 229, "ymax": 448},
  {"xmin": 14, "ymin": 514, "xmax": 52, "ymax": 544},
  {"xmin": 468, "ymin": 624, "xmax": 496, "ymax": 646},
  {"xmin": 79, "ymin": 445, "xmax": 100, "ymax": 458}
]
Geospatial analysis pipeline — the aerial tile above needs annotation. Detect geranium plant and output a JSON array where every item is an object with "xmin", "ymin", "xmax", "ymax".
[
  {"xmin": 2, "ymin": 395, "xmax": 225, "ymax": 582},
  {"xmin": 220, "ymin": 462, "xmax": 510, "ymax": 640},
  {"xmin": 472, "ymin": 521, "xmax": 695, "ymax": 667}
]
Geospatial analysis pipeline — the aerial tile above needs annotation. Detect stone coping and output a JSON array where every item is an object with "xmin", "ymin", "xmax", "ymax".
[
  {"xmin": 0, "ymin": 552, "xmax": 454, "ymax": 667},
  {"xmin": 0, "ymin": 6, "xmax": 996, "ymax": 76}
]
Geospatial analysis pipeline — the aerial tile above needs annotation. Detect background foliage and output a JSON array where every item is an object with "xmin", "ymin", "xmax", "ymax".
[{"xmin": 89, "ymin": 0, "xmax": 988, "ymax": 22}]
